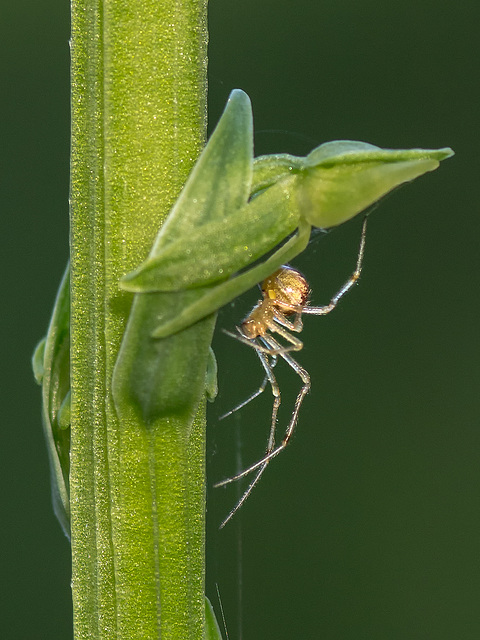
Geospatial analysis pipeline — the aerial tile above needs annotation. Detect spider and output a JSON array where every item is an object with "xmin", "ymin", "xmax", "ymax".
[{"xmin": 214, "ymin": 216, "xmax": 368, "ymax": 528}]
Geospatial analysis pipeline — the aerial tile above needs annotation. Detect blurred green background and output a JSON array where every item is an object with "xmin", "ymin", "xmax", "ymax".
[{"xmin": 2, "ymin": 0, "xmax": 478, "ymax": 638}]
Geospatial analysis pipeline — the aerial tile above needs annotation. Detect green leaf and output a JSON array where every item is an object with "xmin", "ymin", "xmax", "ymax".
[
  {"xmin": 118, "ymin": 93, "xmax": 453, "ymax": 343},
  {"xmin": 121, "ymin": 174, "xmax": 301, "ymax": 292},
  {"xmin": 31, "ymin": 265, "xmax": 71, "ymax": 537},
  {"xmin": 32, "ymin": 338, "xmax": 46, "ymax": 384},
  {"xmin": 121, "ymin": 89, "xmax": 254, "ymax": 291},
  {"xmin": 298, "ymin": 142, "xmax": 454, "ymax": 228},
  {"xmin": 205, "ymin": 597, "xmax": 224, "ymax": 640},
  {"xmin": 112, "ymin": 90, "xmax": 257, "ymax": 429},
  {"xmin": 113, "ymin": 289, "xmax": 216, "ymax": 428},
  {"xmin": 116, "ymin": 93, "xmax": 453, "ymax": 340},
  {"xmin": 250, "ymin": 152, "xmax": 304, "ymax": 197},
  {"xmin": 205, "ymin": 347, "xmax": 218, "ymax": 402}
]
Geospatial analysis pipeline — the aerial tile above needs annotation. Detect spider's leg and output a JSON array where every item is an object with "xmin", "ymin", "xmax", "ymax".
[
  {"xmin": 276, "ymin": 348, "xmax": 311, "ymax": 450},
  {"xmin": 218, "ymin": 462, "xmax": 269, "ymax": 529},
  {"xmin": 219, "ymin": 343, "xmax": 278, "ymax": 419},
  {"xmin": 269, "ymin": 319, "xmax": 304, "ymax": 352},
  {"xmin": 222, "ymin": 327, "xmax": 297, "ymax": 355},
  {"xmin": 272, "ymin": 307, "xmax": 304, "ymax": 333},
  {"xmin": 303, "ymin": 215, "xmax": 367, "ymax": 316},
  {"xmin": 215, "ymin": 336, "xmax": 310, "ymax": 527},
  {"xmin": 215, "ymin": 341, "xmax": 281, "ymax": 484},
  {"xmin": 215, "ymin": 340, "xmax": 282, "ymax": 524}
]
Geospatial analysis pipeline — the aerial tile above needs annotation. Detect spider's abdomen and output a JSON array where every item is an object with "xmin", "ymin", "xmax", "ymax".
[{"xmin": 262, "ymin": 265, "xmax": 310, "ymax": 311}]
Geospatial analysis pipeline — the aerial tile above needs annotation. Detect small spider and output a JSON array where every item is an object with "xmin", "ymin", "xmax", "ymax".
[{"xmin": 215, "ymin": 216, "xmax": 368, "ymax": 528}]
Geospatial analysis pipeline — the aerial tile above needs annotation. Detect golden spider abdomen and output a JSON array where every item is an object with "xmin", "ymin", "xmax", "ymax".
[{"xmin": 262, "ymin": 265, "xmax": 310, "ymax": 310}]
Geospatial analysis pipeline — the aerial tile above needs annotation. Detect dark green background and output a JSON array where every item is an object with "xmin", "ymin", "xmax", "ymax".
[{"xmin": 2, "ymin": 1, "xmax": 478, "ymax": 638}]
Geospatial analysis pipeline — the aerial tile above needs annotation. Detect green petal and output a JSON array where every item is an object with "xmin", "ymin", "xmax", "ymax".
[
  {"xmin": 121, "ymin": 88, "xmax": 253, "ymax": 291},
  {"xmin": 298, "ymin": 143, "xmax": 454, "ymax": 228}
]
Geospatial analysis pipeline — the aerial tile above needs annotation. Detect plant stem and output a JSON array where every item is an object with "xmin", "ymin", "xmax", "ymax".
[{"xmin": 69, "ymin": 0, "xmax": 208, "ymax": 638}]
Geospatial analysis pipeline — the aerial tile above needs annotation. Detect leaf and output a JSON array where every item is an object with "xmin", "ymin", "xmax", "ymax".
[
  {"xmin": 121, "ymin": 173, "xmax": 300, "ymax": 292},
  {"xmin": 299, "ymin": 142, "xmax": 454, "ymax": 228},
  {"xmin": 118, "ymin": 90, "xmax": 454, "ymax": 340},
  {"xmin": 31, "ymin": 265, "xmax": 71, "ymax": 537},
  {"xmin": 111, "ymin": 89, "xmax": 256, "ymax": 428},
  {"xmin": 121, "ymin": 88, "xmax": 254, "ymax": 289},
  {"xmin": 205, "ymin": 596, "xmax": 224, "ymax": 640}
]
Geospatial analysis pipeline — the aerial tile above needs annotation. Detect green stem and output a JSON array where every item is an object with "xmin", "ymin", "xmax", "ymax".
[{"xmin": 69, "ymin": 0, "xmax": 208, "ymax": 638}]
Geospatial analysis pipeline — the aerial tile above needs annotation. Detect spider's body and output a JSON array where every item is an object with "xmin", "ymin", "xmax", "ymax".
[
  {"xmin": 240, "ymin": 266, "xmax": 310, "ymax": 340},
  {"xmin": 215, "ymin": 218, "xmax": 368, "ymax": 528}
]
